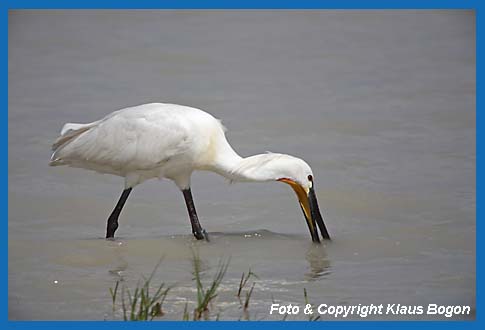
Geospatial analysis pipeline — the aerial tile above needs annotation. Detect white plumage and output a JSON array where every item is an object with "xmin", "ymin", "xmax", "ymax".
[{"xmin": 50, "ymin": 103, "xmax": 330, "ymax": 242}]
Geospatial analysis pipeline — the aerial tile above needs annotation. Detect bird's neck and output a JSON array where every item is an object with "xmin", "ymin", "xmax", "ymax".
[{"xmin": 207, "ymin": 139, "xmax": 273, "ymax": 183}]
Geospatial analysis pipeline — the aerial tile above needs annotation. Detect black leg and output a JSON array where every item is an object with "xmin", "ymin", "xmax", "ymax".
[
  {"xmin": 106, "ymin": 188, "xmax": 132, "ymax": 239},
  {"xmin": 182, "ymin": 188, "xmax": 209, "ymax": 241}
]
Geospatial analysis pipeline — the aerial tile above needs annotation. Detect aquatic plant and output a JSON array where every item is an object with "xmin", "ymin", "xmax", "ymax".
[
  {"xmin": 109, "ymin": 249, "xmax": 313, "ymax": 321},
  {"xmin": 235, "ymin": 268, "xmax": 258, "ymax": 320},
  {"xmin": 237, "ymin": 268, "xmax": 258, "ymax": 298},
  {"xmin": 110, "ymin": 259, "xmax": 171, "ymax": 321},
  {"xmin": 191, "ymin": 248, "xmax": 230, "ymax": 320},
  {"xmin": 303, "ymin": 288, "xmax": 320, "ymax": 321}
]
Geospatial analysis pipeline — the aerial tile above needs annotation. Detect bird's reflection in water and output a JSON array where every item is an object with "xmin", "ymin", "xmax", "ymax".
[
  {"xmin": 107, "ymin": 240, "xmax": 128, "ymax": 281},
  {"xmin": 305, "ymin": 243, "xmax": 331, "ymax": 281}
]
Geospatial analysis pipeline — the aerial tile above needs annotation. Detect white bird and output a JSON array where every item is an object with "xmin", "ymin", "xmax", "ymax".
[{"xmin": 50, "ymin": 103, "xmax": 330, "ymax": 242}]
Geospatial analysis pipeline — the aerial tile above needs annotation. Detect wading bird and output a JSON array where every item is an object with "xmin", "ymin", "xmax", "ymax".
[{"xmin": 50, "ymin": 103, "xmax": 330, "ymax": 242}]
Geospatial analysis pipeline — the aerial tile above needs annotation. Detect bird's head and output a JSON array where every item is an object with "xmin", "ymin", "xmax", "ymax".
[
  {"xmin": 274, "ymin": 155, "xmax": 330, "ymax": 243},
  {"xmin": 233, "ymin": 153, "xmax": 330, "ymax": 242}
]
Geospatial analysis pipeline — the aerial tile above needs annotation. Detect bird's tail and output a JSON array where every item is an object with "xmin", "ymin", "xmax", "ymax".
[{"xmin": 49, "ymin": 121, "xmax": 98, "ymax": 166}]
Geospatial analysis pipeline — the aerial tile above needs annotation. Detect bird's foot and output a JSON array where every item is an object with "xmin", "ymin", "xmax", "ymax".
[
  {"xmin": 202, "ymin": 229, "xmax": 210, "ymax": 242},
  {"xmin": 193, "ymin": 229, "xmax": 210, "ymax": 242}
]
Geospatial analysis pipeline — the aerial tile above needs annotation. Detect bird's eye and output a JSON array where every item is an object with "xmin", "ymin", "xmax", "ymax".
[{"xmin": 308, "ymin": 174, "xmax": 313, "ymax": 181}]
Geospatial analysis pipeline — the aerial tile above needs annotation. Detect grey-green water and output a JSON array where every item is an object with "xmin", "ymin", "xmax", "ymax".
[{"xmin": 8, "ymin": 10, "xmax": 475, "ymax": 320}]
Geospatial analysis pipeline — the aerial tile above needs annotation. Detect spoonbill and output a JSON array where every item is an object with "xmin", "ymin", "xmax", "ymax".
[{"xmin": 50, "ymin": 103, "xmax": 330, "ymax": 242}]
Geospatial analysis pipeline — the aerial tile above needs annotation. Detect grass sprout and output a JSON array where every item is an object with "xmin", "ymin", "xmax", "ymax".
[
  {"xmin": 107, "ymin": 248, "xmax": 307, "ymax": 321},
  {"xmin": 109, "ymin": 281, "xmax": 119, "ymax": 312},
  {"xmin": 303, "ymin": 288, "xmax": 320, "ymax": 321},
  {"xmin": 191, "ymin": 248, "xmax": 230, "ymax": 320},
  {"xmin": 237, "ymin": 268, "xmax": 259, "ymax": 298},
  {"xmin": 109, "ymin": 258, "xmax": 171, "ymax": 321}
]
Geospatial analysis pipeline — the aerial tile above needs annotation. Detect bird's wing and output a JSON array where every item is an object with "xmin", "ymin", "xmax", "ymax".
[
  {"xmin": 51, "ymin": 121, "xmax": 101, "ymax": 153},
  {"xmin": 50, "ymin": 109, "xmax": 193, "ymax": 172}
]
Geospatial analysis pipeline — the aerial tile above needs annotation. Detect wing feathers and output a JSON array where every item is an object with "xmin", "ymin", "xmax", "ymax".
[
  {"xmin": 49, "ymin": 106, "xmax": 194, "ymax": 173},
  {"xmin": 52, "ymin": 122, "xmax": 97, "ymax": 151}
]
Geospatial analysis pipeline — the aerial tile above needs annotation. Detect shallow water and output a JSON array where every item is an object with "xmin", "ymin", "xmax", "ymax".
[{"xmin": 8, "ymin": 10, "xmax": 475, "ymax": 320}]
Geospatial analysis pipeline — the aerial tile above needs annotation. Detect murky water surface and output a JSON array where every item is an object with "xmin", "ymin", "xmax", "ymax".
[{"xmin": 8, "ymin": 10, "xmax": 475, "ymax": 320}]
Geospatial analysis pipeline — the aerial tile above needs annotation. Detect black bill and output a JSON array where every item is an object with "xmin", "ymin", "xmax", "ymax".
[
  {"xmin": 279, "ymin": 178, "xmax": 331, "ymax": 243},
  {"xmin": 309, "ymin": 185, "xmax": 330, "ymax": 240}
]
